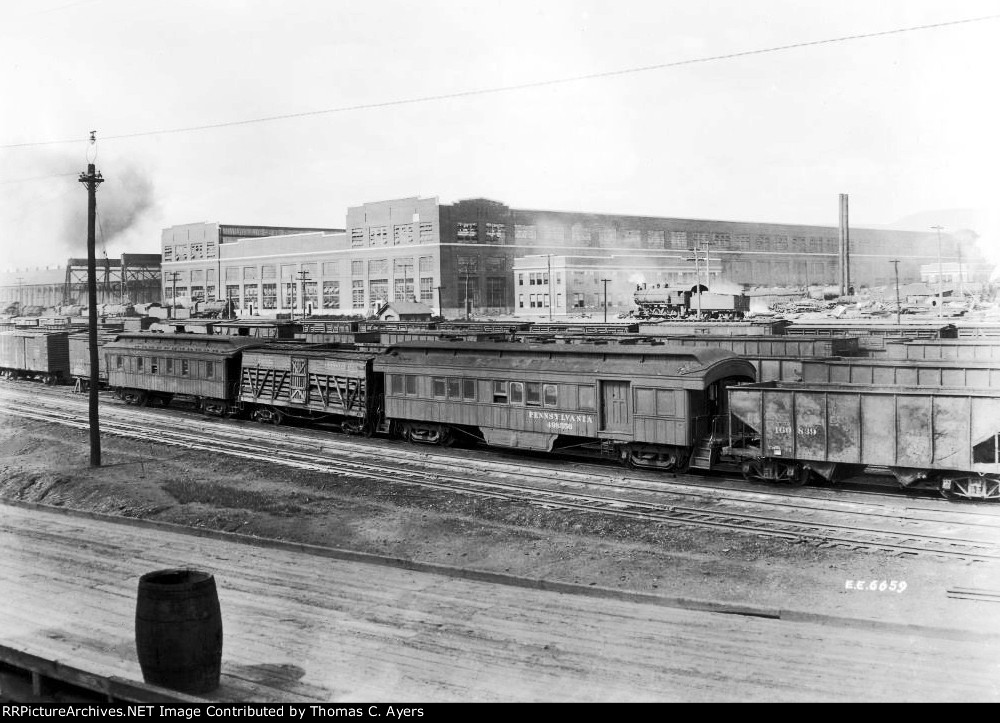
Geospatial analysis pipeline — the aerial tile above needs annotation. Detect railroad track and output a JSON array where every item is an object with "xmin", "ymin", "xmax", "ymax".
[{"xmin": 2, "ymin": 383, "xmax": 1000, "ymax": 562}]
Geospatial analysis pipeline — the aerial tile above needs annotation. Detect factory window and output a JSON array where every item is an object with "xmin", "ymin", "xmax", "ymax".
[
  {"xmin": 714, "ymin": 233, "xmax": 731, "ymax": 248},
  {"xmin": 405, "ymin": 375, "xmax": 417, "ymax": 396},
  {"xmin": 191, "ymin": 269, "xmax": 205, "ymax": 284},
  {"xmin": 539, "ymin": 225, "xmax": 565, "ymax": 242},
  {"xmin": 792, "ymin": 236, "xmax": 807, "ymax": 250},
  {"xmin": 754, "ymin": 235, "xmax": 771, "ymax": 249},
  {"xmin": 393, "ymin": 258, "xmax": 414, "ymax": 277},
  {"xmin": 301, "ymin": 263, "xmax": 318, "ymax": 278},
  {"xmin": 518, "ymin": 294, "xmax": 524, "ymax": 308},
  {"xmin": 175, "ymin": 245, "xmax": 188, "ymax": 261},
  {"xmin": 556, "ymin": 293, "xmax": 562, "ymax": 308},
  {"xmin": 369, "ymin": 281, "xmax": 388, "ymax": 307},
  {"xmin": 514, "ymin": 225, "xmax": 536, "ymax": 240},
  {"xmin": 621, "ymin": 229, "xmax": 642, "ymax": 247},
  {"xmin": 322, "ymin": 261, "xmax": 339, "ymax": 276},
  {"xmin": 243, "ymin": 266, "xmax": 257, "ymax": 280},
  {"xmin": 163, "ymin": 246, "xmax": 173, "ymax": 262},
  {"xmin": 206, "ymin": 286, "xmax": 216, "ymax": 301},
  {"xmin": 191, "ymin": 287, "xmax": 205, "ymax": 303},
  {"xmin": 597, "ymin": 228, "xmax": 616, "ymax": 247},
  {"xmin": 352, "ymin": 280, "xmax": 365, "ymax": 309},
  {"xmin": 543, "ymin": 294, "xmax": 550, "ymax": 308},
  {"xmin": 369, "ymin": 226, "xmax": 389, "ymax": 246},
  {"xmin": 529, "ymin": 294, "xmax": 536, "ymax": 308},
  {"xmin": 734, "ymin": 235, "xmax": 751, "ymax": 251},
  {"xmin": 457, "ymin": 256, "xmax": 478, "ymax": 274},
  {"xmin": 418, "ymin": 256, "xmax": 433, "ymax": 273},
  {"xmin": 393, "ymin": 278, "xmax": 413, "ymax": 301},
  {"xmin": 351, "ymin": 228, "xmax": 365, "ymax": 248},
  {"xmin": 181, "ymin": 360, "xmax": 190, "ymax": 376},
  {"xmin": 419, "ymin": 223, "xmax": 435, "ymax": 243},
  {"xmin": 322, "ymin": 281, "xmax": 340, "ymax": 309},
  {"xmin": 261, "ymin": 265, "xmax": 276, "ymax": 279},
  {"xmin": 486, "ymin": 278, "xmax": 506, "ymax": 307},
  {"xmin": 243, "ymin": 285, "xmax": 259, "ymax": 309},
  {"xmin": 519, "ymin": 274, "xmax": 524, "ymax": 286},
  {"xmin": 646, "ymin": 230, "xmax": 665, "ymax": 249},
  {"xmin": 280, "ymin": 264, "xmax": 295, "ymax": 279},
  {"xmin": 670, "ymin": 231, "xmax": 688, "ymax": 249},
  {"xmin": 226, "ymin": 285, "xmax": 239, "ymax": 302},
  {"xmin": 456, "ymin": 222, "xmax": 478, "ymax": 241},
  {"xmin": 485, "ymin": 223, "xmax": 506, "ymax": 242},
  {"xmin": 420, "ymin": 278, "xmax": 434, "ymax": 302},
  {"xmin": 206, "ymin": 241, "xmax": 217, "ymax": 259},
  {"xmin": 302, "ymin": 282, "xmax": 318, "ymax": 309},
  {"xmin": 262, "ymin": 284, "xmax": 277, "ymax": 309},
  {"xmin": 773, "ymin": 236, "xmax": 789, "ymax": 251},
  {"xmin": 692, "ymin": 232, "xmax": 710, "ymax": 248},
  {"xmin": 578, "ymin": 385, "xmax": 595, "ymax": 410},
  {"xmin": 509, "ymin": 382, "xmax": 524, "ymax": 405},
  {"xmin": 486, "ymin": 256, "xmax": 505, "ymax": 273},
  {"xmin": 529, "ymin": 273, "xmax": 536, "ymax": 286},
  {"xmin": 225, "ymin": 267, "xmax": 239, "ymax": 282},
  {"xmin": 369, "ymin": 259, "xmax": 388, "ymax": 277},
  {"xmin": 492, "ymin": 381, "xmax": 508, "ymax": 403},
  {"xmin": 351, "ymin": 261, "xmax": 364, "ymax": 277},
  {"xmin": 432, "ymin": 377, "xmax": 446, "ymax": 398},
  {"xmin": 394, "ymin": 224, "xmax": 414, "ymax": 245},
  {"xmin": 190, "ymin": 243, "xmax": 204, "ymax": 259},
  {"xmin": 543, "ymin": 384, "xmax": 558, "ymax": 407},
  {"xmin": 525, "ymin": 382, "xmax": 542, "ymax": 407}
]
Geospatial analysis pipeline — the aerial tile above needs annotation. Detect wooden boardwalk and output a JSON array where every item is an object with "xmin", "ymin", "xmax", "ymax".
[{"xmin": 0, "ymin": 502, "xmax": 998, "ymax": 702}]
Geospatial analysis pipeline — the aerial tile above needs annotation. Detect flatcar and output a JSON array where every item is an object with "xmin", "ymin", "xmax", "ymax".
[
  {"xmin": 104, "ymin": 333, "xmax": 263, "ymax": 413},
  {"xmin": 374, "ymin": 341, "xmax": 755, "ymax": 470},
  {"xmin": 0, "ymin": 330, "xmax": 70, "ymax": 385},
  {"xmin": 237, "ymin": 342, "xmax": 382, "ymax": 431},
  {"xmin": 801, "ymin": 358, "xmax": 1000, "ymax": 388},
  {"xmin": 725, "ymin": 381, "xmax": 1000, "ymax": 500}
]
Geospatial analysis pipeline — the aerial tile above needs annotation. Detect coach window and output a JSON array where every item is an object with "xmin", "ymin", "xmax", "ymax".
[
  {"xmin": 150, "ymin": 359, "xmax": 158, "ymax": 374},
  {"xmin": 181, "ymin": 360, "xmax": 190, "ymax": 376},
  {"xmin": 447, "ymin": 378, "xmax": 461, "ymax": 399},
  {"xmin": 166, "ymin": 358, "xmax": 174, "ymax": 374},
  {"xmin": 543, "ymin": 384, "xmax": 558, "ymax": 407},
  {"xmin": 116, "ymin": 355, "xmax": 123, "ymax": 369},
  {"xmin": 463, "ymin": 378, "xmax": 476, "ymax": 400},
  {"xmin": 510, "ymin": 382, "xmax": 524, "ymax": 405},
  {"xmin": 526, "ymin": 382, "xmax": 541, "ymax": 406},
  {"xmin": 136, "ymin": 357, "xmax": 144, "ymax": 372},
  {"xmin": 492, "ymin": 381, "xmax": 508, "ymax": 403},
  {"xmin": 391, "ymin": 374, "xmax": 403, "ymax": 394},
  {"xmin": 405, "ymin": 374, "xmax": 417, "ymax": 396},
  {"xmin": 206, "ymin": 361, "xmax": 215, "ymax": 379},
  {"xmin": 579, "ymin": 385, "xmax": 596, "ymax": 410},
  {"xmin": 432, "ymin": 377, "xmax": 446, "ymax": 398}
]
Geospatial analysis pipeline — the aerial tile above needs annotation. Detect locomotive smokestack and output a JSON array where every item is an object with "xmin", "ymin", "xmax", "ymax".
[{"xmin": 839, "ymin": 193, "xmax": 851, "ymax": 296}]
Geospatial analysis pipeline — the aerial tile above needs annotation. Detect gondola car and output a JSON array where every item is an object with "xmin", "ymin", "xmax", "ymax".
[
  {"xmin": 237, "ymin": 342, "xmax": 382, "ymax": 431},
  {"xmin": 801, "ymin": 357, "xmax": 1000, "ymax": 388},
  {"xmin": 375, "ymin": 341, "xmax": 755, "ymax": 470},
  {"xmin": 725, "ymin": 381, "xmax": 1000, "ymax": 500},
  {"xmin": 0, "ymin": 330, "xmax": 70, "ymax": 385},
  {"xmin": 104, "ymin": 333, "xmax": 263, "ymax": 414}
]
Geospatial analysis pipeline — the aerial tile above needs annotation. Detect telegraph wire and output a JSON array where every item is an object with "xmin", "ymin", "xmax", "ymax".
[{"xmin": 1, "ymin": 13, "xmax": 997, "ymax": 151}]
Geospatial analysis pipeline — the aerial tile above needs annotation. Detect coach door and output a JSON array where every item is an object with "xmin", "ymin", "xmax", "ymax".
[
  {"xmin": 290, "ymin": 357, "xmax": 308, "ymax": 403},
  {"xmin": 600, "ymin": 380, "xmax": 631, "ymax": 432}
]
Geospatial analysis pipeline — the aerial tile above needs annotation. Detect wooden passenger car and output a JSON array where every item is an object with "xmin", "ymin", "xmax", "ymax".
[
  {"xmin": 801, "ymin": 358, "xmax": 1000, "ymax": 388},
  {"xmin": 375, "ymin": 341, "xmax": 755, "ymax": 470},
  {"xmin": 726, "ymin": 381, "xmax": 1000, "ymax": 500},
  {"xmin": 0, "ymin": 330, "xmax": 70, "ymax": 384},
  {"xmin": 237, "ymin": 343, "xmax": 381, "ymax": 430},
  {"xmin": 104, "ymin": 333, "xmax": 263, "ymax": 413},
  {"xmin": 68, "ymin": 331, "xmax": 117, "ymax": 390}
]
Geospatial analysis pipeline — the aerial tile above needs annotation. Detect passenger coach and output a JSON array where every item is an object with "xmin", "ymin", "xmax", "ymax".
[{"xmin": 375, "ymin": 341, "xmax": 755, "ymax": 470}]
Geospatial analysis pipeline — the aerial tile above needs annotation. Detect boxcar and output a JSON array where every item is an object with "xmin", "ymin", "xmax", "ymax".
[
  {"xmin": 801, "ymin": 358, "xmax": 1000, "ymax": 389},
  {"xmin": 375, "ymin": 341, "xmax": 755, "ymax": 470},
  {"xmin": 726, "ymin": 381, "xmax": 1000, "ymax": 500},
  {"xmin": 238, "ymin": 343, "xmax": 382, "ymax": 430},
  {"xmin": 68, "ymin": 331, "xmax": 117, "ymax": 390},
  {"xmin": 0, "ymin": 331, "xmax": 70, "ymax": 384},
  {"xmin": 884, "ymin": 339, "xmax": 1000, "ymax": 362},
  {"xmin": 104, "ymin": 333, "xmax": 263, "ymax": 413}
]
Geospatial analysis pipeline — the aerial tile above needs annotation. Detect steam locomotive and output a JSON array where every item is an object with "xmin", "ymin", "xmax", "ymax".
[{"xmin": 633, "ymin": 284, "xmax": 749, "ymax": 320}]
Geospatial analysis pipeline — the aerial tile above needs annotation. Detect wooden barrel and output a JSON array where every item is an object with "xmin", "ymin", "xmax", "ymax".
[{"xmin": 135, "ymin": 569, "xmax": 223, "ymax": 694}]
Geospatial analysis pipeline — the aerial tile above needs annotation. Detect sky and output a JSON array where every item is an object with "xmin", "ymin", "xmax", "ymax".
[{"xmin": 1, "ymin": 0, "xmax": 998, "ymax": 272}]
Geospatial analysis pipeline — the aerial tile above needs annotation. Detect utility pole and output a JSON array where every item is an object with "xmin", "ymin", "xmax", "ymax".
[
  {"xmin": 166, "ymin": 271, "xmax": 181, "ymax": 319},
  {"xmin": 932, "ymin": 225, "xmax": 944, "ymax": 317},
  {"xmin": 16, "ymin": 277, "xmax": 23, "ymax": 312},
  {"xmin": 546, "ymin": 255, "xmax": 553, "ymax": 321},
  {"xmin": 890, "ymin": 259, "xmax": 901, "ymax": 324},
  {"xmin": 435, "ymin": 285, "xmax": 444, "ymax": 319},
  {"xmin": 601, "ymin": 279, "xmax": 611, "ymax": 323},
  {"xmin": 295, "ymin": 269, "xmax": 310, "ymax": 320},
  {"xmin": 78, "ymin": 132, "xmax": 103, "ymax": 468},
  {"xmin": 465, "ymin": 275, "xmax": 471, "ymax": 320}
]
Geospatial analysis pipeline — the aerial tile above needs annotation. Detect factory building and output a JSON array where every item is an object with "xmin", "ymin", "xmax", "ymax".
[{"xmin": 160, "ymin": 197, "xmax": 986, "ymax": 318}]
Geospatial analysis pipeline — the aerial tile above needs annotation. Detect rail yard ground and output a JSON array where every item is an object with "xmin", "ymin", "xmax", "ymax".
[{"xmin": 2, "ymin": 411, "xmax": 999, "ymax": 645}]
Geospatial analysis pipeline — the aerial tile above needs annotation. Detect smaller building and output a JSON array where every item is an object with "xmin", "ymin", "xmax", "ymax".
[{"xmin": 376, "ymin": 301, "xmax": 433, "ymax": 322}]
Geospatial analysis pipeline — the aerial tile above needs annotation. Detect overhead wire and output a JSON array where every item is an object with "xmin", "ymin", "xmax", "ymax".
[{"xmin": 1, "ymin": 13, "xmax": 997, "ymax": 151}]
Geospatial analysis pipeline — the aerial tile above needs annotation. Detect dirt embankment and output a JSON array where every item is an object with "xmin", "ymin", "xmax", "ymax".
[{"xmin": 1, "ymin": 415, "xmax": 996, "ymax": 632}]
